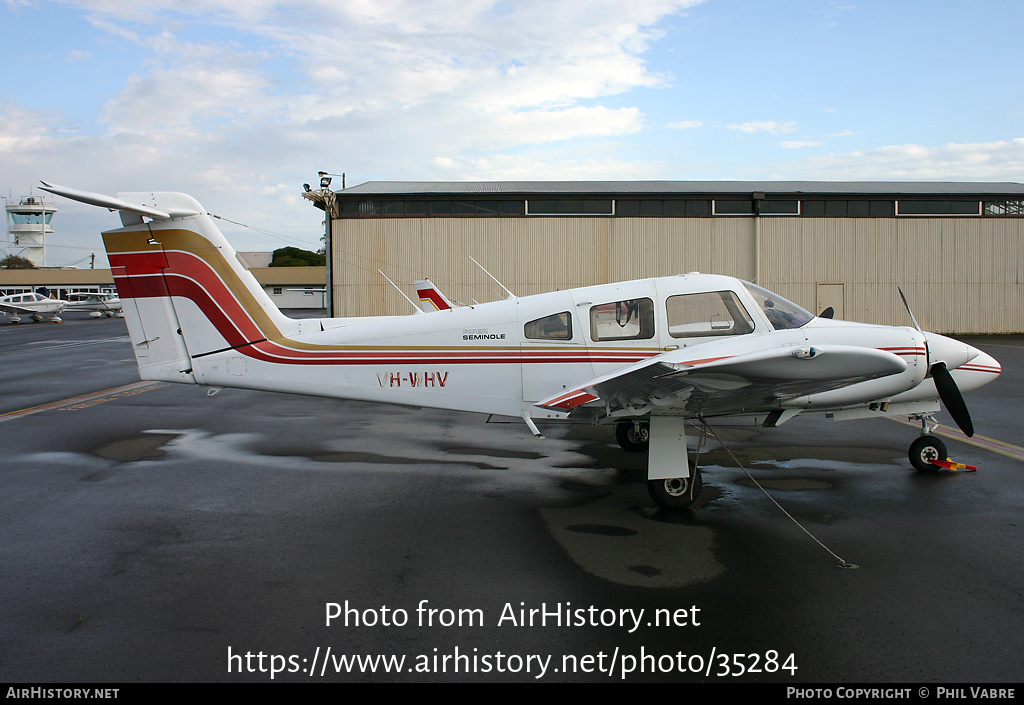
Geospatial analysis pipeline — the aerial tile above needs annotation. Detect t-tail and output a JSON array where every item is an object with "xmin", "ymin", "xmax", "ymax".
[{"xmin": 39, "ymin": 182, "xmax": 301, "ymax": 385}]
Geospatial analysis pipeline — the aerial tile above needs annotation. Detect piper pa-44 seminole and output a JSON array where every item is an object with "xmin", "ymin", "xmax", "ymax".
[
  {"xmin": 0, "ymin": 290, "xmax": 66, "ymax": 323},
  {"xmin": 40, "ymin": 182, "xmax": 1000, "ymax": 508}
]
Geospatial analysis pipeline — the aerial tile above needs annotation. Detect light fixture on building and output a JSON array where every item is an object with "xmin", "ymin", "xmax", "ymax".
[{"xmin": 318, "ymin": 171, "xmax": 346, "ymax": 190}]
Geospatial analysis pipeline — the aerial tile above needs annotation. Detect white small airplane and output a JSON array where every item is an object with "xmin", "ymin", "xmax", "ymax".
[
  {"xmin": 64, "ymin": 290, "xmax": 124, "ymax": 317},
  {"xmin": 39, "ymin": 182, "xmax": 1001, "ymax": 508},
  {"xmin": 0, "ymin": 290, "xmax": 66, "ymax": 323}
]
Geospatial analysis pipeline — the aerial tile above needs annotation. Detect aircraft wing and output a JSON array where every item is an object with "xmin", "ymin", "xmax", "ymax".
[
  {"xmin": 534, "ymin": 344, "xmax": 908, "ymax": 417},
  {"xmin": 0, "ymin": 302, "xmax": 52, "ymax": 315}
]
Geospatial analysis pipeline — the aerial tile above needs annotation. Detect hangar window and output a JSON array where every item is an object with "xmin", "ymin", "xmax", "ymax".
[
  {"xmin": 336, "ymin": 199, "xmax": 524, "ymax": 217},
  {"xmin": 801, "ymin": 200, "xmax": 894, "ymax": 217},
  {"xmin": 758, "ymin": 200, "xmax": 799, "ymax": 215},
  {"xmin": 713, "ymin": 199, "xmax": 754, "ymax": 215},
  {"xmin": 666, "ymin": 291, "xmax": 754, "ymax": 338},
  {"xmin": 527, "ymin": 199, "xmax": 613, "ymax": 215},
  {"xmin": 897, "ymin": 201, "xmax": 981, "ymax": 216},
  {"xmin": 616, "ymin": 199, "xmax": 711, "ymax": 216},
  {"xmin": 524, "ymin": 312, "xmax": 573, "ymax": 340},
  {"xmin": 590, "ymin": 298, "xmax": 655, "ymax": 341},
  {"xmin": 984, "ymin": 200, "xmax": 1024, "ymax": 215}
]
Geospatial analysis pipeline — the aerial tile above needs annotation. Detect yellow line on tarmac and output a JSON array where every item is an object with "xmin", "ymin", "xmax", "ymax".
[
  {"xmin": 889, "ymin": 416, "xmax": 1024, "ymax": 461},
  {"xmin": 0, "ymin": 381, "xmax": 166, "ymax": 423}
]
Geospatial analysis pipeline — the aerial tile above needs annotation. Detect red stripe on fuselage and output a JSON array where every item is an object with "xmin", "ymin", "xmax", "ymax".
[{"xmin": 111, "ymin": 249, "xmax": 662, "ymax": 366}]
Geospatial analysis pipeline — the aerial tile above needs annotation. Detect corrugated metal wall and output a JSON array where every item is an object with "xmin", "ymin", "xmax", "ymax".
[
  {"xmin": 761, "ymin": 217, "xmax": 1023, "ymax": 333},
  {"xmin": 333, "ymin": 215, "xmax": 1022, "ymax": 333}
]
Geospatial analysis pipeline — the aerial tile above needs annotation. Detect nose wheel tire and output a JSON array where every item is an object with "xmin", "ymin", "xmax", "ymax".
[
  {"xmin": 909, "ymin": 435, "xmax": 947, "ymax": 472},
  {"xmin": 647, "ymin": 467, "xmax": 702, "ymax": 508}
]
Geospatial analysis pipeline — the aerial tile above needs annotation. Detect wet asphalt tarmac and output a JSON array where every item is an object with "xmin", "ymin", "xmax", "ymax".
[{"xmin": 1, "ymin": 314, "xmax": 1022, "ymax": 683}]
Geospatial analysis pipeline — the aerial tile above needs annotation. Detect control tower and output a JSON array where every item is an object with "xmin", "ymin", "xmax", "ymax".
[{"xmin": 5, "ymin": 194, "xmax": 57, "ymax": 267}]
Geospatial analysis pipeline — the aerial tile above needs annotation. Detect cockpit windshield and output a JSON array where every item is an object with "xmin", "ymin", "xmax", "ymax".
[{"xmin": 741, "ymin": 281, "xmax": 814, "ymax": 331}]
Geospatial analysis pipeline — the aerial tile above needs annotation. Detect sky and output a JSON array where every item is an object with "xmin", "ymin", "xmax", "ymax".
[{"xmin": 2, "ymin": 0, "xmax": 1023, "ymax": 268}]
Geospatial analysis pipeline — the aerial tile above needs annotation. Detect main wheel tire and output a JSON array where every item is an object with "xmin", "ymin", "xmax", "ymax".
[
  {"xmin": 616, "ymin": 422, "xmax": 650, "ymax": 452},
  {"xmin": 909, "ymin": 435, "xmax": 947, "ymax": 472},
  {"xmin": 647, "ymin": 467, "xmax": 702, "ymax": 509}
]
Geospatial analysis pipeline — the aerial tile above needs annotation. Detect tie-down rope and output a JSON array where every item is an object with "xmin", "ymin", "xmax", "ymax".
[{"xmin": 695, "ymin": 419, "xmax": 858, "ymax": 570}]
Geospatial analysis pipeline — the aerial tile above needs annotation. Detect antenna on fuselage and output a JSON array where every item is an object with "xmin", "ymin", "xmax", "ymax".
[
  {"xmin": 468, "ymin": 255, "xmax": 516, "ymax": 299},
  {"xmin": 378, "ymin": 270, "xmax": 422, "ymax": 314}
]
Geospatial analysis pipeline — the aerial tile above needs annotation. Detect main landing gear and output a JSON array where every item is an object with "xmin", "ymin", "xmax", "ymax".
[
  {"xmin": 615, "ymin": 421, "xmax": 649, "ymax": 452},
  {"xmin": 617, "ymin": 418, "xmax": 702, "ymax": 509},
  {"xmin": 647, "ymin": 470, "xmax": 703, "ymax": 509}
]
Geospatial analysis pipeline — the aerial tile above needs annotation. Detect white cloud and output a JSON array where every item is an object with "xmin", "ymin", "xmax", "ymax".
[
  {"xmin": 781, "ymin": 140, "xmax": 824, "ymax": 149},
  {"xmin": 728, "ymin": 121, "xmax": 798, "ymax": 135},
  {"xmin": 62, "ymin": 49, "xmax": 92, "ymax": 63},
  {"xmin": 782, "ymin": 138, "xmax": 1024, "ymax": 181},
  {"xmin": 667, "ymin": 120, "xmax": 703, "ymax": 129},
  {"xmin": 1, "ymin": 0, "xmax": 709, "ymax": 262},
  {"xmin": 429, "ymin": 150, "xmax": 671, "ymax": 181}
]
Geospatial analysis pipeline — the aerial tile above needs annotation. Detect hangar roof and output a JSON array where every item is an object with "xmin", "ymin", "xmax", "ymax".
[{"xmin": 338, "ymin": 181, "xmax": 1024, "ymax": 196}]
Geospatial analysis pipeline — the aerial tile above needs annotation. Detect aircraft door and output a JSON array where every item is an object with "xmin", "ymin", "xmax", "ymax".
[
  {"xmin": 575, "ymin": 281, "xmax": 661, "ymax": 378},
  {"xmin": 518, "ymin": 294, "xmax": 590, "ymax": 403}
]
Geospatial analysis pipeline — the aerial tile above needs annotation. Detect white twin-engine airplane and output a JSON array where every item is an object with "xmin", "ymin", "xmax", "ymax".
[{"xmin": 40, "ymin": 182, "xmax": 1001, "ymax": 508}]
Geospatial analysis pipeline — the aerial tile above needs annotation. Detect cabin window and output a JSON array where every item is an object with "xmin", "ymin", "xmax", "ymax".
[
  {"xmin": 589, "ymin": 298, "xmax": 655, "ymax": 341},
  {"xmin": 524, "ymin": 312, "xmax": 573, "ymax": 340},
  {"xmin": 742, "ymin": 281, "xmax": 814, "ymax": 330},
  {"xmin": 666, "ymin": 291, "xmax": 754, "ymax": 338}
]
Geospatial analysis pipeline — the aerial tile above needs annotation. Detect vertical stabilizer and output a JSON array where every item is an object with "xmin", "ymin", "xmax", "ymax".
[
  {"xmin": 414, "ymin": 278, "xmax": 454, "ymax": 312},
  {"xmin": 40, "ymin": 184, "xmax": 302, "ymax": 385}
]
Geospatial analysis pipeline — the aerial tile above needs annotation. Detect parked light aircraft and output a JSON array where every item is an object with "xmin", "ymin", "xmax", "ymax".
[
  {"xmin": 39, "ymin": 182, "xmax": 1001, "ymax": 508},
  {"xmin": 0, "ymin": 291, "xmax": 66, "ymax": 323},
  {"xmin": 64, "ymin": 290, "xmax": 123, "ymax": 317}
]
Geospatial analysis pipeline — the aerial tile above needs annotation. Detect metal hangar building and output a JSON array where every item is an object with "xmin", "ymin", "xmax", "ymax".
[{"xmin": 304, "ymin": 181, "xmax": 1024, "ymax": 334}]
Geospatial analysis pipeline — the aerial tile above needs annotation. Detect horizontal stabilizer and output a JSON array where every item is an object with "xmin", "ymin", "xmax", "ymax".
[{"xmin": 39, "ymin": 182, "xmax": 201, "ymax": 219}]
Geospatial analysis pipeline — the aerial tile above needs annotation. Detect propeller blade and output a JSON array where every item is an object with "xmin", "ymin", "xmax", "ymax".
[
  {"xmin": 931, "ymin": 362, "xmax": 974, "ymax": 437},
  {"xmin": 898, "ymin": 287, "xmax": 922, "ymax": 331}
]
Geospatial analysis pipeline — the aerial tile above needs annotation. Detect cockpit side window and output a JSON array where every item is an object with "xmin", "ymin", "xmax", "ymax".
[
  {"xmin": 590, "ymin": 298, "xmax": 655, "ymax": 341},
  {"xmin": 524, "ymin": 312, "xmax": 573, "ymax": 340},
  {"xmin": 742, "ymin": 281, "xmax": 814, "ymax": 330},
  {"xmin": 666, "ymin": 291, "xmax": 754, "ymax": 338}
]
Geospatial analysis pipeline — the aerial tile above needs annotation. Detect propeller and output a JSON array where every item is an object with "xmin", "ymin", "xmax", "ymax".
[
  {"xmin": 930, "ymin": 362, "xmax": 974, "ymax": 437},
  {"xmin": 897, "ymin": 287, "xmax": 975, "ymax": 437}
]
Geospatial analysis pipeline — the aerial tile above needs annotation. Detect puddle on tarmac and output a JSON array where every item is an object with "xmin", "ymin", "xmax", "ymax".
[
  {"xmin": 308, "ymin": 450, "xmax": 507, "ymax": 470},
  {"xmin": 565, "ymin": 524, "xmax": 639, "ymax": 537},
  {"xmin": 440, "ymin": 445, "xmax": 545, "ymax": 460},
  {"xmin": 540, "ymin": 482, "xmax": 723, "ymax": 589},
  {"xmin": 92, "ymin": 434, "xmax": 178, "ymax": 462},
  {"xmin": 736, "ymin": 477, "xmax": 834, "ymax": 491}
]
